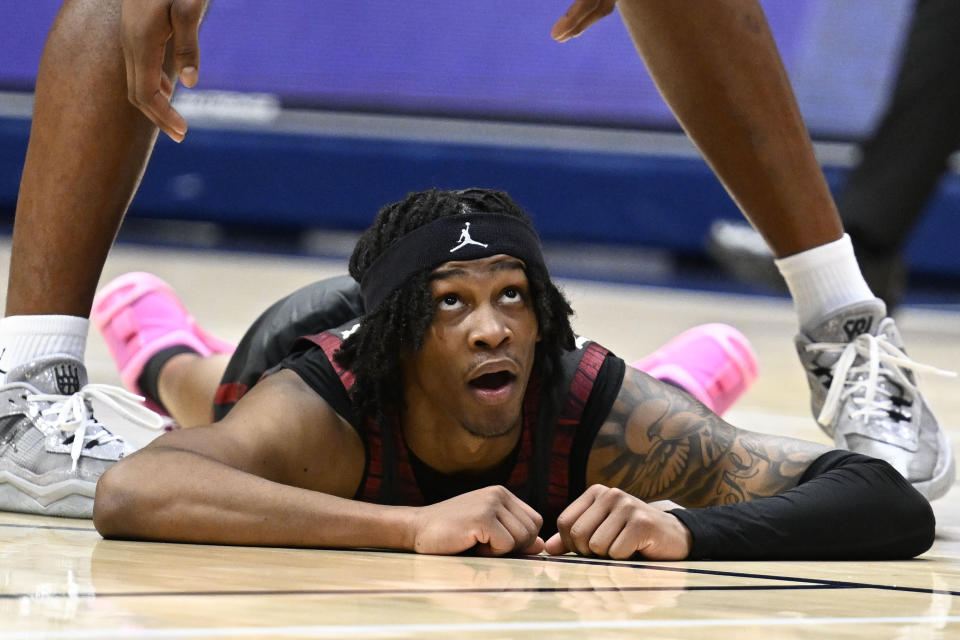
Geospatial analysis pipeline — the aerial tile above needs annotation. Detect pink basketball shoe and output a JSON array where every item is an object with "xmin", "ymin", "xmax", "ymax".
[
  {"xmin": 92, "ymin": 272, "xmax": 236, "ymax": 413},
  {"xmin": 632, "ymin": 323, "xmax": 758, "ymax": 416}
]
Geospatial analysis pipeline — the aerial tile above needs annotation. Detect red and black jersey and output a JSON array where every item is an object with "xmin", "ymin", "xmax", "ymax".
[
  {"xmin": 210, "ymin": 276, "xmax": 625, "ymax": 529},
  {"xmin": 305, "ymin": 321, "xmax": 619, "ymax": 517},
  {"xmin": 216, "ymin": 315, "xmax": 624, "ymax": 528}
]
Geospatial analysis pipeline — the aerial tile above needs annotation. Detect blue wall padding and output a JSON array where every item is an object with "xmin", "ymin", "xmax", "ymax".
[{"xmin": 1, "ymin": 117, "xmax": 958, "ymax": 275}]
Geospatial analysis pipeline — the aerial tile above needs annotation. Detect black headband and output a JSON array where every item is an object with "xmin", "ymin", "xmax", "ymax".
[{"xmin": 359, "ymin": 213, "xmax": 547, "ymax": 312}]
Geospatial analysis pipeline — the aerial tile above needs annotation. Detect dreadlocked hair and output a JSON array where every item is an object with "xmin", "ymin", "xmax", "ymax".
[{"xmin": 334, "ymin": 187, "xmax": 575, "ymax": 427}]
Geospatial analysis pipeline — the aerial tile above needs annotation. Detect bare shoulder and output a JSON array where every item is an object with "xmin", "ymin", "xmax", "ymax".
[
  {"xmin": 585, "ymin": 366, "xmax": 829, "ymax": 507},
  {"xmin": 147, "ymin": 368, "xmax": 365, "ymax": 498}
]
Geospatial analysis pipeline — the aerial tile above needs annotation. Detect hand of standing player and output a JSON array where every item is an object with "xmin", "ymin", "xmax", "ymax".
[
  {"xmin": 120, "ymin": 0, "xmax": 207, "ymax": 142},
  {"xmin": 409, "ymin": 486, "xmax": 545, "ymax": 556},
  {"xmin": 545, "ymin": 484, "xmax": 691, "ymax": 559},
  {"xmin": 551, "ymin": 0, "xmax": 617, "ymax": 42}
]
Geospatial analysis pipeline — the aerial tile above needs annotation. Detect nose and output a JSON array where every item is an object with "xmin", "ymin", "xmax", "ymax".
[{"xmin": 469, "ymin": 303, "xmax": 511, "ymax": 350}]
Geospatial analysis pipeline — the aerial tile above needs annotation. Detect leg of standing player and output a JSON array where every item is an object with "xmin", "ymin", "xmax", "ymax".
[
  {"xmin": 563, "ymin": 0, "xmax": 955, "ymax": 498},
  {"xmin": 0, "ymin": 0, "xmax": 206, "ymax": 516}
]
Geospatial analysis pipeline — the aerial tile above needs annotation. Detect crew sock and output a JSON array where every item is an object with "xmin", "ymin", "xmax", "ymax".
[
  {"xmin": 775, "ymin": 234, "xmax": 876, "ymax": 329},
  {"xmin": 0, "ymin": 315, "xmax": 89, "ymax": 385}
]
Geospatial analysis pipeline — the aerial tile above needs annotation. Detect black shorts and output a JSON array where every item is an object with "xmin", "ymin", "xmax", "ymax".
[{"xmin": 213, "ymin": 275, "xmax": 363, "ymax": 420}]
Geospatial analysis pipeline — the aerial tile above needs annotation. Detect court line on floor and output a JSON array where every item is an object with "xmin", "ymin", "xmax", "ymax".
[
  {"xmin": 529, "ymin": 555, "xmax": 960, "ymax": 597},
  {"xmin": 0, "ymin": 583, "xmax": 843, "ymax": 601},
  {"xmin": 4, "ymin": 615, "xmax": 960, "ymax": 638},
  {"xmin": 2, "ymin": 525, "xmax": 953, "ymax": 598}
]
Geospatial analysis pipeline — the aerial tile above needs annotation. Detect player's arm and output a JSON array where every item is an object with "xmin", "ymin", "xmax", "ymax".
[
  {"xmin": 93, "ymin": 369, "xmax": 386, "ymax": 547},
  {"xmin": 94, "ymin": 369, "xmax": 543, "ymax": 555},
  {"xmin": 588, "ymin": 366, "xmax": 830, "ymax": 506},
  {"xmin": 546, "ymin": 367, "xmax": 934, "ymax": 560}
]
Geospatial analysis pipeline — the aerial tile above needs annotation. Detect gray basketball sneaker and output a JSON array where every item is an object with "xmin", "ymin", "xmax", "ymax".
[
  {"xmin": 0, "ymin": 354, "xmax": 163, "ymax": 517},
  {"xmin": 795, "ymin": 299, "xmax": 956, "ymax": 500}
]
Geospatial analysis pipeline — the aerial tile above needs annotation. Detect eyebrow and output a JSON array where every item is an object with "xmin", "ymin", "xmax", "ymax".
[{"xmin": 430, "ymin": 259, "xmax": 526, "ymax": 281}]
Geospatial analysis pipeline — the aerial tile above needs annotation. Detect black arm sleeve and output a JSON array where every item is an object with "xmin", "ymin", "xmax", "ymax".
[{"xmin": 668, "ymin": 450, "xmax": 935, "ymax": 560}]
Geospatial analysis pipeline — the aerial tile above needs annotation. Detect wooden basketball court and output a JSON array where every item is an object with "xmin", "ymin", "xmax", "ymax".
[{"xmin": 3, "ymin": 238, "xmax": 960, "ymax": 638}]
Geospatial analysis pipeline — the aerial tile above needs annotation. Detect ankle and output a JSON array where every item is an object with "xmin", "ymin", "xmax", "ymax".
[{"xmin": 137, "ymin": 346, "xmax": 200, "ymax": 409}]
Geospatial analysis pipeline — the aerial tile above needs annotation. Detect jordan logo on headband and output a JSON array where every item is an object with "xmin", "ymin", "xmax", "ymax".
[{"xmin": 450, "ymin": 222, "xmax": 489, "ymax": 253}]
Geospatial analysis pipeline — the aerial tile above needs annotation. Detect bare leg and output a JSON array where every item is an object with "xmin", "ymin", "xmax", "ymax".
[
  {"xmin": 6, "ymin": 0, "xmax": 167, "ymax": 317},
  {"xmin": 0, "ymin": 0, "xmax": 183, "ymax": 516},
  {"xmin": 617, "ymin": 0, "xmax": 842, "ymax": 258},
  {"xmin": 612, "ymin": 2, "xmax": 954, "ymax": 499},
  {"xmin": 157, "ymin": 353, "xmax": 231, "ymax": 428}
]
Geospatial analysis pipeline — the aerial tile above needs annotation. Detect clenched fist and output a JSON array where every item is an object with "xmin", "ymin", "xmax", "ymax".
[
  {"xmin": 409, "ymin": 486, "xmax": 545, "ymax": 556},
  {"xmin": 545, "ymin": 484, "xmax": 691, "ymax": 560}
]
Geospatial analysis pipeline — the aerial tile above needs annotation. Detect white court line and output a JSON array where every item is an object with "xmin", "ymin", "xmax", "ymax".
[{"xmin": 4, "ymin": 616, "xmax": 960, "ymax": 639}]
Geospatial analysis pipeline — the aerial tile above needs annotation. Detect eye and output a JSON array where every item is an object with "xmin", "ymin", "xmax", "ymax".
[
  {"xmin": 437, "ymin": 293, "xmax": 463, "ymax": 311},
  {"xmin": 500, "ymin": 287, "xmax": 524, "ymax": 305}
]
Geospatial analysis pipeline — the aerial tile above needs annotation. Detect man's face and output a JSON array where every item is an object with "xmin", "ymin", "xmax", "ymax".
[{"xmin": 402, "ymin": 254, "xmax": 540, "ymax": 439}]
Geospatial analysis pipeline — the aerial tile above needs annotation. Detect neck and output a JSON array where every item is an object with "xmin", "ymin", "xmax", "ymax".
[{"xmin": 400, "ymin": 401, "xmax": 523, "ymax": 474}]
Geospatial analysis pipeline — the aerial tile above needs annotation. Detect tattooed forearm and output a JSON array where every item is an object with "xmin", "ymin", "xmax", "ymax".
[{"xmin": 586, "ymin": 368, "xmax": 829, "ymax": 507}]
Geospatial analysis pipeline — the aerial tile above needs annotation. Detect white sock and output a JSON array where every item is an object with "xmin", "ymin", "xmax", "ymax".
[
  {"xmin": 775, "ymin": 234, "xmax": 876, "ymax": 329},
  {"xmin": 0, "ymin": 315, "xmax": 89, "ymax": 385}
]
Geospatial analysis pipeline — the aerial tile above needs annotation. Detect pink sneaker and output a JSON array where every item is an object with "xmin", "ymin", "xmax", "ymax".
[
  {"xmin": 631, "ymin": 323, "xmax": 758, "ymax": 416},
  {"xmin": 92, "ymin": 272, "xmax": 235, "ymax": 413}
]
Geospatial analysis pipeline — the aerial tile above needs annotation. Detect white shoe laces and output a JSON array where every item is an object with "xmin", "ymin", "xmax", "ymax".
[
  {"xmin": 26, "ymin": 384, "xmax": 167, "ymax": 471},
  {"xmin": 806, "ymin": 333, "xmax": 956, "ymax": 428}
]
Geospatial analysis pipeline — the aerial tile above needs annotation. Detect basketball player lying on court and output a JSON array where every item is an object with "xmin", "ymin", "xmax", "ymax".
[{"xmin": 92, "ymin": 189, "xmax": 934, "ymax": 560}]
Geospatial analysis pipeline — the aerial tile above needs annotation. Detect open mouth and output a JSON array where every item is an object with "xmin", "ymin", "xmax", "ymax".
[{"xmin": 469, "ymin": 371, "xmax": 516, "ymax": 390}]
